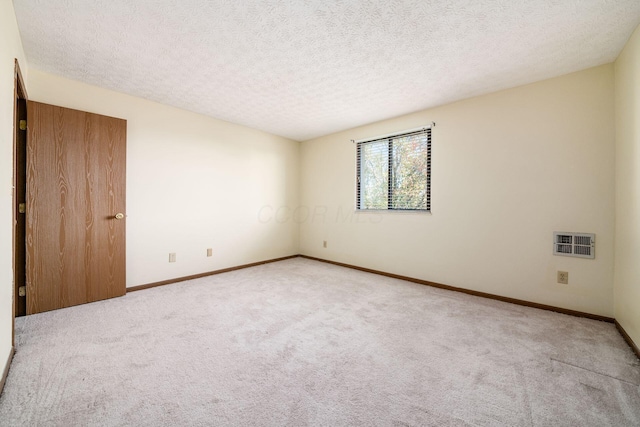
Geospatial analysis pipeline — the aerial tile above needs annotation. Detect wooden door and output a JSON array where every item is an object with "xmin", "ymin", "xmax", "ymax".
[{"xmin": 26, "ymin": 101, "xmax": 127, "ymax": 314}]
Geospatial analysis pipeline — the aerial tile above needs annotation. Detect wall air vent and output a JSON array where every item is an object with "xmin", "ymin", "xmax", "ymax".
[{"xmin": 553, "ymin": 232, "xmax": 595, "ymax": 259}]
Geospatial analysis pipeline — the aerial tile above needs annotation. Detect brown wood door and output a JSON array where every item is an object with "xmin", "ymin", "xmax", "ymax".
[{"xmin": 26, "ymin": 101, "xmax": 126, "ymax": 314}]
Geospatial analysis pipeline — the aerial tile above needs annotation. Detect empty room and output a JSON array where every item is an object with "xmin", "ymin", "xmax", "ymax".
[{"xmin": 1, "ymin": 0, "xmax": 640, "ymax": 425}]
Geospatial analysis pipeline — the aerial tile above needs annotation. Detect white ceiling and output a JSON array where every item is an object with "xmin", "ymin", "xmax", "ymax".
[{"xmin": 13, "ymin": 0, "xmax": 640, "ymax": 141}]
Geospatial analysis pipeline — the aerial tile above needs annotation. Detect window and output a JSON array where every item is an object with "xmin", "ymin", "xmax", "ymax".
[{"xmin": 356, "ymin": 127, "xmax": 431, "ymax": 211}]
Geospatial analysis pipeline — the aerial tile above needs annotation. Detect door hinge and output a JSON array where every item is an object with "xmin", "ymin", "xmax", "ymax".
[
  {"xmin": 19, "ymin": 120, "xmax": 26, "ymax": 131},
  {"xmin": 18, "ymin": 286, "xmax": 26, "ymax": 297},
  {"xmin": 18, "ymin": 203, "xmax": 26, "ymax": 214}
]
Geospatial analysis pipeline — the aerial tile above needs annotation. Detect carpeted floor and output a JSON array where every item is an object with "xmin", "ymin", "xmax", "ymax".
[{"xmin": 0, "ymin": 257, "xmax": 638, "ymax": 426}]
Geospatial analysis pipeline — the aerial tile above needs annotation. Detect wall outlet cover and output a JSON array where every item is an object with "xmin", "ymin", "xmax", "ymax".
[{"xmin": 557, "ymin": 271, "xmax": 569, "ymax": 284}]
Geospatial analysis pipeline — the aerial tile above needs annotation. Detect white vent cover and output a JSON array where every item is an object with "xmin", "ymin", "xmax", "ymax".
[{"xmin": 553, "ymin": 232, "xmax": 595, "ymax": 259}]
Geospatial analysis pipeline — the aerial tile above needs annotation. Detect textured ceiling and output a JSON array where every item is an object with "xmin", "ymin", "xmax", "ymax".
[{"xmin": 13, "ymin": 0, "xmax": 640, "ymax": 141}]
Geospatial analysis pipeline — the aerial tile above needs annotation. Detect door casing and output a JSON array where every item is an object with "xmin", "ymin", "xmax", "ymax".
[{"xmin": 12, "ymin": 59, "xmax": 28, "ymax": 335}]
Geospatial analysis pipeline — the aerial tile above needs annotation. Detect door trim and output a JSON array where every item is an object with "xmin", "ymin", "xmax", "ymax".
[{"xmin": 12, "ymin": 59, "xmax": 28, "ymax": 344}]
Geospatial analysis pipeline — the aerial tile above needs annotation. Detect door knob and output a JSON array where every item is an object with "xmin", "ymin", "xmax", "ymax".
[{"xmin": 114, "ymin": 213, "xmax": 125, "ymax": 220}]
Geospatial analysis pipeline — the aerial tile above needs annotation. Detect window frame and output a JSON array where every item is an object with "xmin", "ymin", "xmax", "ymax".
[{"xmin": 355, "ymin": 125, "xmax": 432, "ymax": 212}]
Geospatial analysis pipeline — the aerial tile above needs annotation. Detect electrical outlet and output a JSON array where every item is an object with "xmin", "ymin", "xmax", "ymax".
[
  {"xmin": 323, "ymin": 240, "xmax": 327, "ymax": 248},
  {"xmin": 557, "ymin": 271, "xmax": 568, "ymax": 284},
  {"xmin": 169, "ymin": 253, "xmax": 176, "ymax": 263},
  {"xmin": 207, "ymin": 248, "xmax": 212, "ymax": 257}
]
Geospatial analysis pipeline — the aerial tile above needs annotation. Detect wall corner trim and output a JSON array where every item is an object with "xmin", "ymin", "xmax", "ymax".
[
  {"xmin": 615, "ymin": 320, "xmax": 640, "ymax": 360},
  {"xmin": 127, "ymin": 255, "xmax": 299, "ymax": 292},
  {"xmin": 0, "ymin": 347, "xmax": 16, "ymax": 398},
  {"xmin": 126, "ymin": 254, "xmax": 639, "ymax": 362},
  {"xmin": 299, "ymin": 255, "xmax": 615, "ymax": 323}
]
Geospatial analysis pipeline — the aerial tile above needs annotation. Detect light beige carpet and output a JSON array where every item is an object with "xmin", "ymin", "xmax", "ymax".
[{"xmin": 0, "ymin": 258, "xmax": 638, "ymax": 426}]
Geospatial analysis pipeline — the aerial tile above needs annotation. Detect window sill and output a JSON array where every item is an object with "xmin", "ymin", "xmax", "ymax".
[{"xmin": 354, "ymin": 209, "xmax": 432, "ymax": 215}]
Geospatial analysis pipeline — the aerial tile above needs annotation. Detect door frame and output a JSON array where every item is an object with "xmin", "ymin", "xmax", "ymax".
[{"xmin": 12, "ymin": 59, "xmax": 28, "ymax": 343}]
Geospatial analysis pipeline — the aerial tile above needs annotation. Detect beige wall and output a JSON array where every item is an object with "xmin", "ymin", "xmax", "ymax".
[
  {"xmin": 614, "ymin": 25, "xmax": 640, "ymax": 346},
  {"xmin": 300, "ymin": 64, "xmax": 616, "ymax": 317},
  {"xmin": 27, "ymin": 69, "xmax": 300, "ymax": 287},
  {"xmin": 0, "ymin": 0, "xmax": 28, "ymax": 382}
]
